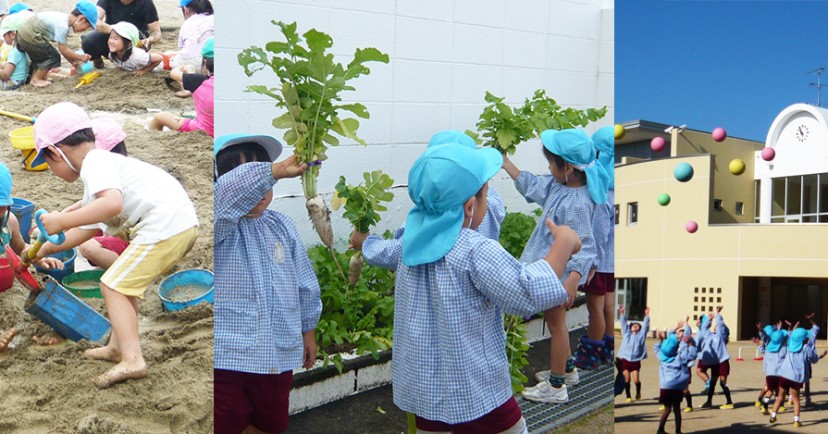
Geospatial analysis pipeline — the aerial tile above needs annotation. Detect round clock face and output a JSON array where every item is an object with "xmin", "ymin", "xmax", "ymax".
[{"xmin": 795, "ymin": 124, "xmax": 809, "ymax": 142}]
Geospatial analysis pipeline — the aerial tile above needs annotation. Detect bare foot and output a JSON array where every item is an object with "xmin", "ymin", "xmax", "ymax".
[
  {"xmin": 31, "ymin": 330, "xmax": 66, "ymax": 346},
  {"xmin": 84, "ymin": 345, "xmax": 121, "ymax": 363},
  {"xmin": 30, "ymin": 78, "xmax": 51, "ymax": 88},
  {"xmin": 93, "ymin": 361, "xmax": 148, "ymax": 389},
  {"xmin": 0, "ymin": 327, "xmax": 17, "ymax": 352},
  {"xmin": 174, "ymin": 90, "xmax": 192, "ymax": 98}
]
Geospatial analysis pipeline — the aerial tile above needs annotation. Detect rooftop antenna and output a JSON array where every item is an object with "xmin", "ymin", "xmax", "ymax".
[{"xmin": 808, "ymin": 66, "xmax": 826, "ymax": 107}]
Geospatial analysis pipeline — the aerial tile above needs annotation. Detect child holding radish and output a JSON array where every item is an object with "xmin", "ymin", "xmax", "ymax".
[
  {"xmin": 502, "ymin": 128, "xmax": 609, "ymax": 403},
  {"xmin": 351, "ymin": 144, "xmax": 581, "ymax": 432},
  {"xmin": 212, "ymin": 134, "xmax": 321, "ymax": 434}
]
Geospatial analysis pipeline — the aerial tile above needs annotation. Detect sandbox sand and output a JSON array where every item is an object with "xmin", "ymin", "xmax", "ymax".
[{"xmin": 0, "ymin": 1, "xmax": 213, "ymax": 432}]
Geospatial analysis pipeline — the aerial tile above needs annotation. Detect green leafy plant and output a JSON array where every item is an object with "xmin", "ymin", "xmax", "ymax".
[
  {"xmin": 498, "ymin": 210, "xmax": 540, "ymax": 393},
  {"xmin": 333, "ymin": 171, "xmax": 395, "ymax": 285},
  {"xmin": 239, "ymin": 21, "xmax": 390, "ymax": 248},
  {"xmin": 308, "ymin": 245, "xmax": 395, "ymax": 373},
  {"xmin": 467, "ymin": 90, "xmax": 608, "ymax": 155}
]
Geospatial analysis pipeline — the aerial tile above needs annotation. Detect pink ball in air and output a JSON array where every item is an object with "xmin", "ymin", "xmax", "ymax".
[
  {"xmin": 651, "ymin": 136, "xmax": 666, "ymax": 152},
  {"xmin": 761, "ymin": 147, "xmax": 776, "ymax": 161},
  {"xmin": 712, "ymin": 127, "xmax": 727, "ymax": 142},
  {"xmin": 685, "ymin": 220, "xmax": 698, "ymax": 233}
]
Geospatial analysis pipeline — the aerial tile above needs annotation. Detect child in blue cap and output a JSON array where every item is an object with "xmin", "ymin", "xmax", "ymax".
[
  {"xmin": 618, "ymin": 305, "xmax": 650, "ymax": 402},
  {"xmin": 352, "ymin": 144, "xmax": 582, "ymax": 432},
  {"xmin": 586, "ymin": 126, "xmax": 615, "ymax": 367},
  {"xmin": 14, "ymin": 0, "xmax": 96, "ymax": 87},
  {"xmin": 213, "ymin": 134, "xmax": 321, "ymax": 434},
  {"xmin": 655, "ymin": 329, "xmax": 697, "ymax": 434},
  {"xmin": 755, "ymin": 322, "xmax": 786, "ymax": 414},
  {"xmin": 699, "ymin": 306, "xmax": 733, "ymax": 409},
  {"xmin": 801, "ymin": 313, "xmax": 827, "ymax": 406},
  {"xmin": 502, "ymin": 128, "xmax": 609, "ymax": 403},
  {"xmin": 770, "ymin": 325, "xmax": 821, "ymax": 427}
]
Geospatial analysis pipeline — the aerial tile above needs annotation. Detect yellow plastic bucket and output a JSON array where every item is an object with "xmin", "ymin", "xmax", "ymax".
[{"xmin": 9, "ymin": 126, "xmax": 47, "ymax": 171}]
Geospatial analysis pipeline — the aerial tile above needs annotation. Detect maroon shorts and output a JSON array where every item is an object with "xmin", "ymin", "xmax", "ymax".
[
  {"xmin": 621, "ymin": 359, "xmax": 641, "ymax": 372},
  {"xmin": 659, "ymin": 389, "xmax": 684, "ymax": 405},
  {"xmin": 88, "ymin": 235, "xmax": 130, "ymax": 267},
  {"xmin": 581, "ymin": 272, "xmax": 614, "ymax": 296},
  {"xmin": 214, "ymin": 369, "xmax": 293, "ymax": 434},
  {"xmin": 416, "ymin": 396, "xmax": 522, "ymax": 434},
  {"xmin": 779, "ymin": 377, "xmax": 802, "ymax": 392},
  {"xmin": 766, "ymin": 375, "xmax": 780, "ymax": 392},
  {"xmin": 718, "ymin": 360, "xmax": 731, "ymax": 377},
  {"xmin": 696, "ymin": 360, "xmax": 706, "ymax": 371}
]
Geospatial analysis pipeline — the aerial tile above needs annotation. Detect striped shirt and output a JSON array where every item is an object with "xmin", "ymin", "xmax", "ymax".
[
  {"xmin": 213, "ymin": 162, "xmax": 321, "ymax": 374},
  {"xmin": 363, "ymin": 228, "xmax": 567, "ymax": 424},
  {"xmin": 514, "ymin": 171, "xmax": 596, "ymax": 285},
  {"xmin": 592, "ymin": 190, "xmax": 614, "ymax": 272}
]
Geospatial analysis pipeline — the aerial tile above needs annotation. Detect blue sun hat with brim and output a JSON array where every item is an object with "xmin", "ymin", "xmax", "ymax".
[
  {"xmin": 0, "ymin": 162, "xmax": 13, "ymax": 207},
  {"xmin": 180, "ymin": 0, "xmax": 194, "ymax": 6},
  {"xmin": 75, "ymin": 1, "xmax": 98, "ymax": 26},
  {"xmin": 541, "ymin": 129, "xmax": 609, "ymax": 204},
  {"xmin": 403, "ymin": 144, "xmax": 502, "ymax": 266},
  {"xmin": 788, "ymin": 327, "xmax": 810, "ymax": 353},
  {"xmin": 658, "ymin": 333, "xmax": 679, "ymax": 363},
  {"xmin": 201, "ymin": 37, "xmax": 214, "ymax": 58},
  {"xmin": 763, "ymin": 325, "xmax": 774, "ymax": 338},
  {"xmin": 428, "ymin": 130, "xmax": 476, "ymax": 149},
  {"xmin": 591, "ymin": 126, "xmax": 614, "ymax": 190},
  {"xmin": 9, "ymin": 3, "xmax": 32, "ymax": 14},
  {"xmin": 766, "ymin": 329, "xmax": 787, "ymax": 353}
]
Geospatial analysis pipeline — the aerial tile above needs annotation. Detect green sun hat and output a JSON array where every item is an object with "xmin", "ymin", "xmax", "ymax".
[
  {"xmin": 110, "ymin": 21, "xmax": 139, "ymax": 48},
  {"xmin": 201, "ymin": 37, "xmax": 214, "ymax": 59}
]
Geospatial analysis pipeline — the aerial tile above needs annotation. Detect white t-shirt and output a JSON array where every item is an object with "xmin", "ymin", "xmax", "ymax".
[
  {"xmin": 80, "ymin": 149, "xmax": 198, "ymax": 244},
  {"xmin": 110, "ymin": 47, "xmax": 152, "ymax": 71}
]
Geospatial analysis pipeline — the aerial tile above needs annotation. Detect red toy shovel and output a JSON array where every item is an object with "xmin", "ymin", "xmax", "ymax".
[{"xmin": 6, "ymin": 209, "xmax": 65, "ymax": 292}]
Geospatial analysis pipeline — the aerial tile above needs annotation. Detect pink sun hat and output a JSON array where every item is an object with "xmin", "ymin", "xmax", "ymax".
[
  {"xmin": 32, "ymin": 102, "xmax": 93, "ymax": 167},
  {"xmin": 91, "ymin": 118, "xmax": 126, "ymax": 151}
]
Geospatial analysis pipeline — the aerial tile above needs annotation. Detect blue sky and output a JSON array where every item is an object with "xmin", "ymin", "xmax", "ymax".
[{"xmin": 616, "ymin": 1, "xmax": 828, "ymax": 142}]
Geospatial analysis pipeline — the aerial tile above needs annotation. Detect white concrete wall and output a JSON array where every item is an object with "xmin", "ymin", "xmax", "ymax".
[{"xmin": 215, "ymin": 0, "xmax": 614, "ymax": 247}]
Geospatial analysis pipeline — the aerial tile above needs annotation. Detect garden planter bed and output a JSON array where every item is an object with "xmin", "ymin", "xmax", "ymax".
[{"xmin": 290, "ymin": 294, "xmax": 589, "ymax": 415}]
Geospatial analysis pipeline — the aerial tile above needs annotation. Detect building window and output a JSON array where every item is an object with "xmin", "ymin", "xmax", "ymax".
[
  {"xmin": 713, "ymin": 199, "xmax": 723, "ymax": 212},
  {"xmin": 754, "ymin": 180, "xmax": 761, "ymax": 223},
  {"xmin": 628, "ymin": 202, "xmax": 638, "ymax": 225},
  {"xmin": 616, "ymin": 278, "xmax": 648, "ymax": 321},
  {"xmin": 769, "ymin": 173, "xmax": 828, "ymax": 223},
  {"xmin": 736, "ymin": 202, "xmax": 744, "ymax": 215},
  {"xmin": 614, "ymin": 204, "xmax": 620, "ymax": 225}
]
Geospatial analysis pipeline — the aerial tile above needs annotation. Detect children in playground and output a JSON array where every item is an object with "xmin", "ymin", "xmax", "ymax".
[
  {"xmin": 769, "ymin": 324, "xmax": 821, "ymax": 427},
  {"xmin": 618, "ymin": 305, "xmax": 650, "ymax": 402},
  {"xmin": 25, "ymin": 102, "xmax": 199, "ymax": 388},
  {"xmin": 107, "ymin": 21, "xmax": 161, "ymax": 75},
  {"xmin": 698, "ymin": 307, "xmax": 734, "ymax": 409},
  {"xmin": 0, "ymin": 8, "xmax": 32, "ymax": 89},
  {"xmin": 150, "ymin": 37, "xmax": 213, "ymax": 137},
  {"xmin": 14, "ymin": 0, "xmax": 96, "ymax": 87},
  {"xmin": 354, "ymin": 143, "xmax": 581, "ymax": 431},
  {"xmin": 502, "ymin": 128, "xmax": 609, "ymax": 403},
  {"xmin": 655, "ymin": 329, "xmax": 697, "ymax": 434},
  {"xmin": 212, "ymin": 134, "xmax": 321, "ymax": 434}
]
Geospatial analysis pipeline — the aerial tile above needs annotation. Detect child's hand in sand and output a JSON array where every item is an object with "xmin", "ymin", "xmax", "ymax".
[
  {"xmin": 0, "ymin": 327, "xmax": 17, "ymax": 352},
  {"xmin": 272, "ymin": 155, "xmax": 308, "ymax": 180}
]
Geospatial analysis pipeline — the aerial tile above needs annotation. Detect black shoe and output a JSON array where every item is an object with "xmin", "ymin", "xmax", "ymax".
[
  {"xmin": 657, "ymin": 430, "xmax": 669, "ymax": 434},
  {"xmin": 699, "ymin": 402, "xmax": 712, "ymax": 408}
]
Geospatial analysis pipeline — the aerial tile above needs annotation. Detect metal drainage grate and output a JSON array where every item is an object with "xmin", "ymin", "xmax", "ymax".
[{"xmin": 519, "ymin": 366, "xmax": 613, "ymax": 433}]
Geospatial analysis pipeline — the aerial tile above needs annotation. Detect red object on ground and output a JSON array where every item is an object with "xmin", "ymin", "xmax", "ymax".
[{"xmin": 5, "ymin": 245, "xmax": 42, "ymax": 292}]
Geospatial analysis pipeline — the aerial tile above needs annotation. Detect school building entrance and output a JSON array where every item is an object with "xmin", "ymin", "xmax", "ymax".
[{"xmin": 739, "ymin": 277, "xmax": 828, "ymax": 340}]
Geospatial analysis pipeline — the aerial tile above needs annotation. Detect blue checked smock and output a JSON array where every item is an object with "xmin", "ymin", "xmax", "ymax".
[
  {"xmin": 514, "ymin": 172, "xmax": 596, "ymax": 285},
  {"xmin": 363, "ymin": 228, "xmax": 567, "ymax": 424},
  {"xmin": 618, "ymin": 314, "xmax": 649, "ymax": 361},
  {"xmin": 712, "ymin": 314, "xmax": 730, "ymax": 363},
  {"xmin": 656, "ymin": 338, "xmax": 697, "ymax": 390},
  {"xmin": 592, "ymin": 190, "xmax": 614, "ymax": 273},
  {"xmin": 213, "ymin": 162, "xmax": 322, "ymax": 374},
  {"xmin": 779, "ymin": 327, "xmax": 819, "ymax": 384}
]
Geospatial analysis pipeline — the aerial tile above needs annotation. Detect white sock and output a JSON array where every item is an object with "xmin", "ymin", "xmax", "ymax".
[
  {"xmin": 794, "ymin": 416, "xmax": 800, "ymax": 422},
  {"xmin": 771, "ymin": 412, "xmax": 777, "ymax": 418}
]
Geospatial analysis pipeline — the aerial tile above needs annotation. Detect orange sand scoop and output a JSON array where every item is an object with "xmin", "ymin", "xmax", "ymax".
[{"xmin": 76, "ymin": 71, "xmax": 102, "ymax": 89}]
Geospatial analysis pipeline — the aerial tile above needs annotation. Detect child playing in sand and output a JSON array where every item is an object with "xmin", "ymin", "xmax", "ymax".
[
  {"xmin": 352, "ymin": 144, "xmax": 581, "ymax": 432},
  {"xmin": 26, "ymin": 102, "xmax": 199, "ymax": 389},
  {"xmin": 14, "ymin": 1, "xmax": 96, "ymax": 87},
  {"xmin": 107, "ymin": 21, "xmax": 160, "ymax": 75},
  {"xmin": 618, "ymin": 305, "xmax": 650, "ymax": 402},
  {"xmin": 588, "ymin": 126, "xmax": 615, "ymax": 367},
  {"xmin": 150, "ymin": 37, "xmax": 213, "ymax": 137},
  {"xmin": 213, "ymin": 134, "xmax": 321, "ymax": 434},
  {"xmin": 655, "ymin": 329, "xmax": 697, "ymax": 434},
  {"xmin": 770, "ymin": 325, "xmax": 821, "ymax": 427},
  {"xmin": 163, "ymin": 0, "xmax": 213, "ymax": 95},
  {"xmin": 502, "ymin": 128, "xmax": 609, "ymax": 403},
  {"xmin": 0, "ymin": 8, "xmax": 32, "ymax": 89}
]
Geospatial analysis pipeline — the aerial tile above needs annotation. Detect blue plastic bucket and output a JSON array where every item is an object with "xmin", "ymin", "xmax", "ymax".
[
  {"xmin": 35, "ymin": 248, "xmax": 77, "ymax": 283},
  {"xmin": 10, "ymin": 197, "xmax": 34, "ymax": 243},
  {"xmin": 25, "ymin": 278, "xmax": 111, "ymax": 343},
  {"xmin": 157, "ymin": 269, "xmax": 214, "ymax": 312}
]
